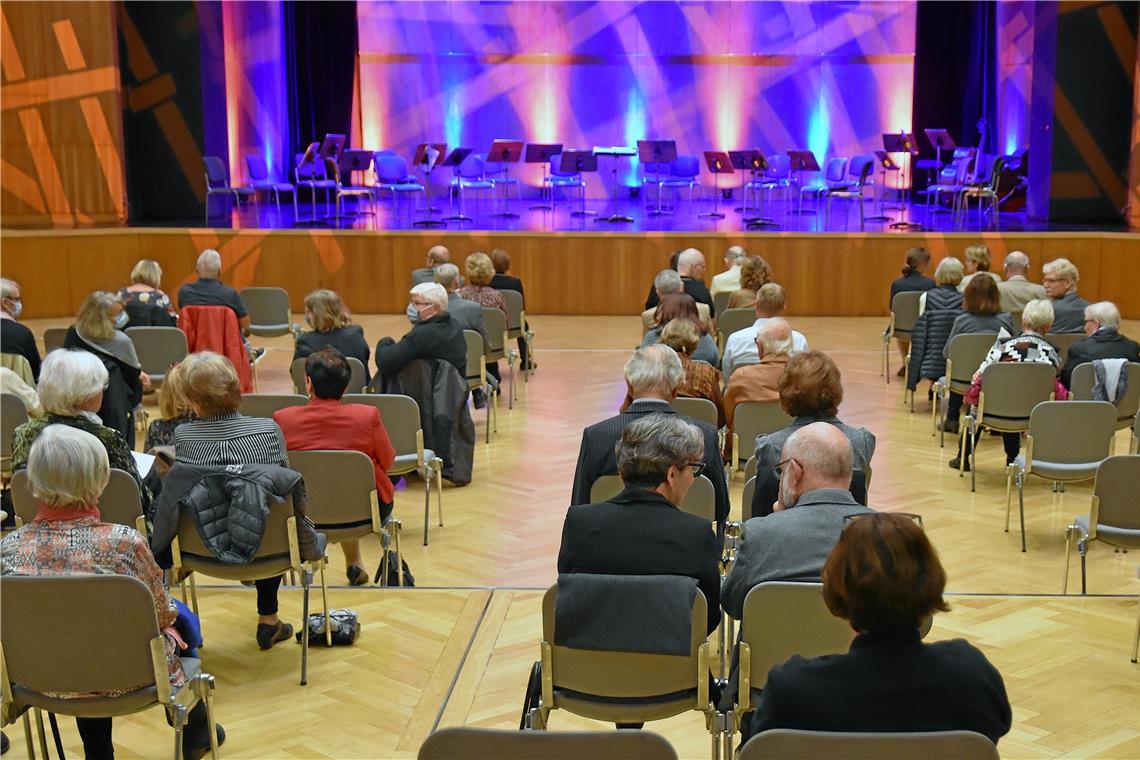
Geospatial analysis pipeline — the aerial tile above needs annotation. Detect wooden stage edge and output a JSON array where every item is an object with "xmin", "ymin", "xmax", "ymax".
[{"xmin": 2, "ymin": 227, "xmax": 1137, "ymax": 319}]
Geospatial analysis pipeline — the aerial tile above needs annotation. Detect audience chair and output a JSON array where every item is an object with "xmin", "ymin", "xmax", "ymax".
[
  {"xmin": 1, "ymin": 575, "xmax": 221, "ymax": 760},
  {"xmin": 1069, "ymin": 362, "xmax": 1140, "ymax": 435},
  {"xmin": 1063, "ymin": 456, "xmax": 1140, "ymax": 595},
  {"xmin": 1006, "ymin": 401, "xmax": 1116, "ymax": 552},
  {"xmin": 11, "ymin": 468, "xmax": 144, "ymax": 534},
  {"xmin": 418, "ymin": 727, "xmax": 679, "ymax": 760},
  {"xmin": 238, "ymin": 393, "xmax": 308, "ymax": 420},
  {"xmin": 171, "ymin": 494, "xmax": 330, "ymax": 685},
  {"xmin": 245, "ymin": 153, "xmax": 296, "ymax": 218},
  {"xmin": 0, "ymin": 352, "xmax": 35, "ymax": 386},
  {"xmin": 1, "ymin": 393, "xmax": 28, "ymax": 486},
  {"xmin": 671, "ymin": 397, "xmax": 718, "ymax": 428},
  {"xmin": 464, "ymin": 329, "xmax": 496, "ymax": 443},
  {"xmin": 240, "ymin": 287, "xmax": 300, "ymax": 340},
  {"xmin": 481, "ymin": 306, "xmax": 516, "ymax": 408},
  {"xmin": 528, "ymin": 581, "xmax": 719, "ymax": 759},
  {"xmin": 1044, "ymin": 333, "xmax": 1082, "ymax": 365},
  {"xmin": 738, "ymin": 729, "xmax": 999, "ymax": 760},
  {"xmin": 731, "ymin": 402, "xmax": 793, "ymax": 472},
  {"xmin": 716, "ymin": 308, "xmax": 756, "ymax": 354},
  {"xmin": 588, "ymin": 474, "xmax": 716, "ymax": 527},
  {"xmin": 290, "ymin": 356, "xmax": 366, "ymax": 396},
  {"xmin": 883, "ymin": 291, "xmax": 923, "ymax": 383},
  {"xmin": 496, "ymin": 289, "xmax": 534, "ymax": 381},
  {"xmin": 126, "ymin": 326, "xmax": 189, "ymax": 388},
  {"xmin": 203, "ymin": 155, "xmax": 249, "ymax": 225},
  {"xmin": 288, "ymin": 449, "xmax": 404, "ymax": 587},
  {"xmin": 932, "ymin": 333, "xmax": 999, "ymax": 445},
  {"xmin": 825, "ymin": 154, "xmax": 873, "ymax": 231},
  {"xmin": 723, "ymin": 582, "xmax": 855, "ymax": 758},
  {"xmin": 342, "ymin": 393, "xmax": 444, "ymax": 546},
  {"xmin": 960, "ymin": 362, "xmax": 1056, "ymax": 492},
  {"xmin": 42, "ymin": 327, "xmax": 68, "ymax": 354},
  {"xmin": 713, "ymin": 291, "xmax": 732, "ymax": 318}
]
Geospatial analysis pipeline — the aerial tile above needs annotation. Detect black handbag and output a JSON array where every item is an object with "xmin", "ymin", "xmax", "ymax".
[{"xmin": 295, "ymin": 608, "xmax": 360, "ymax": 646}]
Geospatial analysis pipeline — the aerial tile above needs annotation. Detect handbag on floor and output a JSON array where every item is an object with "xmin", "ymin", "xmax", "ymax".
[
  {"xmin": 375, "ymin": 550, "xmax": 416, "ymax": 587},
  {"xmin": 295, "ymin": 608, "xmax": 360, "ymax": 646}
]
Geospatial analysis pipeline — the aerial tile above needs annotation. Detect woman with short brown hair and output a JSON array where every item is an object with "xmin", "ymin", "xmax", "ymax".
[
  {"xmin": 294, "ymin": 289, "xmax": 371, "ymax": 384},
  {"xmin": 727, "ymin": 256, "xmax": 774, "ymax": 309},
  {"xmin": 939, "ymin": 277, "xmax": 1014, "ymax": 434},
  {"xmin": 641, "ymin": 293, "xmax": 720, "ymax": 365}
]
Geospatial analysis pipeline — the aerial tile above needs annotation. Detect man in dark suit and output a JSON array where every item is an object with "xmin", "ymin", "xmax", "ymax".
[
  {"xmin": 558, "ymin": 412, "xmax": 721, "ymax": 634},
  {"xmin": 644, "ymin": 248, "xmax": 715, "ymax": 317},
  {"xmin": 1059, "ymin": 301, "xmax": 1140, "ymax": 389},
  {"xmin": 0, "ymin": 277, "xmax": 40, "ymax": 380},
  {"xmin": 406, "ymin": 263, "xmax": 486, "ymax": 339},
  {"xmin": 570, "ymin": 344, "xmax": 728, "ymax": 528},
  {"xmin": 410, "ymin": 244, "xmax": 450, "ymax": 287},
  {"xmin": 376, "ymin": 283, "xmax": 467, "ymax": 379}
]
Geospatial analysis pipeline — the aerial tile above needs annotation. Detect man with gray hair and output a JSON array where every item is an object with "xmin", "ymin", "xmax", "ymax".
[
  {"xmin": 721, "ymin": 282, "xmax": 808, "ymax": 378},
  {"xmin": 1, "ymin": 277, "xmax": 41, "ymax": 380},
  {"xmin": 997, "ymin": 251, "xmax": 1046, "ymax": 314},
  {"xmin": 643, "ymin": 248, "xmax": 716, "ymax": 317},
  {"xmin": 720, "ymin": 422, "xmax": 875, "ymax": 619},
  {"xmin": 711, "ymin": 245, "xmax": 747, "ymax": 296},
  {"xmin": 1060, "ymin": 301, "xmax": 1140, "ymax": 389},
  {"xmin": 570, "ymin": 344, "xmax": 728, "ymax": 527},
  {"xmin": 558, "ymin": 412, "xmax": 722, "ymax": 634},
  {"xmin": 411, "ymin": 244, "xmax": 451, "ymax": 286},
  {"xmin": 640, "ymin": 268, "xmax": 711, "ymax": 333},
  {"xmin": 406, "ymin": 262, "xmax": 486, "ymax": 339},
  {"xmin": 177, "ymin": 248, "xmax": 251, "ymax": 334},
  {"xmin": 722, "ymin": 318, "xmax": 794, "ymax": 461},
  {"xmin": 375, "ymin": 282, "xmax": 467, "ymax": 380}
]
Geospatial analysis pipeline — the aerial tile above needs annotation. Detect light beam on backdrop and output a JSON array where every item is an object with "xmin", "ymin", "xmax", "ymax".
[
  {"xmin": 623, "ymin": 87, "xmax": 645, "ymax": 186},
  {"xmin": 808, "ymin": 95, "xmax": 831, "ymax": 172}
]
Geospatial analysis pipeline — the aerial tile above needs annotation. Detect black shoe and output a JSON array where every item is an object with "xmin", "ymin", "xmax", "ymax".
[
  {"xmin": 249, "ymin": 346, "xmax": 267, "ymax": 361},
  {"xmin": 895, "ymin": 365, "xmax": 905, "ymax": 377},
  {"xmin": 346, "ymin": 565, "xmax": 369, "ymax": 586},
  {"xmin": 256, "ymin": 621, "xmax": 294, "ymax": 650},
  {"xmin": 472, "ymin": 389, "xmax": 487, "ymax": 409},
  {"xmin": 185, "ymin": 725, "xmax": 225, "ymax": 760},
  {"xmin": 1, "ymin": 731, "xmax": 9, "ymax": 755},
  {"xmin": 948, "ymin": 456, "xmax": 971, "ymax": 472}
]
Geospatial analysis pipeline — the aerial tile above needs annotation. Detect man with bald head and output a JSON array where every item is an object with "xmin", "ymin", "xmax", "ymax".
[
  {"xmin": 643, "ymin": 248, "xmax": 715, "ymax": 317},
  {"xmin": 720, "ymin": 422, "xmax": 875, "ymax": 619},
  {"xmin": 997, "ymin": 251, "xmax": 1046, "ymax": 314},
  {"xmin": 411, "ymin": 245, "xmax": 451, "ymax": 286},
  {"xmin": 721, "ymin": 318, "xmax": 794, "ymax": 461}
]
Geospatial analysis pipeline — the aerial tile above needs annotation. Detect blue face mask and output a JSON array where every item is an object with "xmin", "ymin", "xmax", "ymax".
[
  {"xmin": 7, "ymin": 300, "xmax": 22, "ymax": 319},
  {"xmin": 114, "ymin": 311, "xmax": 129, "ymax": 329}
]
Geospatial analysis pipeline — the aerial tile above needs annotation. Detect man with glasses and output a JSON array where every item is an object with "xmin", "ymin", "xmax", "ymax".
[
  {"xmin": 1059, "ymin": 301, "xmax": 1140, "ymax": 390},
  {"xmin": 558, "ymin": 412, "xmax": 722, "ymax": 635},
  {"xmin": 1041, "ymin": 257, "xmax": 1089, "ymax": 334},
  {"xmin": 721, "ymin": 422, "xmax": 874, "ymax": 620}
]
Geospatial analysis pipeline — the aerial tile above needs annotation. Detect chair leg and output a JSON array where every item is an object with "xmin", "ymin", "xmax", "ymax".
[
  {"xmin": 33, "ymin": 709, "xmax": 49, "ymax": 760},
  {"xmin": 21, "ymin": 711, "xmax": 35, "ymax": 760},
  {"xmin": 318, "ymin": 564, "xmax": 332, "ymax": 647},
  {"xmin": 393, "ymin": 518, "xmax": 403, "ymax": 587},
  {"xmin": 203, "ymin": 675, "xmax": 219, "ymax": 760},
  {"xmin": 1132, "ymin": 593, "xmax": 1140, "ymax": 663},
  {"xmin": 300, "ymin": 568, "xmax": 312, "ymax": 686},
  {"xmin": 1062, "ymin": 525, "xmax": 1075, "ymax": 593},
  {"xmin": 422, "ymin": 467, "xmax": 431, "ymax": 546},
  {"xmin": 970, "ymin": 426, "xmax": 978, "ymax": 493},
  {"xmin": 435, "ymin": 459, "xmax": 444, "ymax": 527},
  {"xmin": 1079, "ymin": 537, "xmax": 1088, "ymax": 594},
  {"xmin": 172, "ymin": 703, "xmax": 187, "ymax": 760},
  {"xmin": 1017, "ymin": 471, "xmax": 1027, "ymax": 552}
]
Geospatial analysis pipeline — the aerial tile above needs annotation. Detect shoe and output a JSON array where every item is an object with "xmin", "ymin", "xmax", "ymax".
[
  {"xmin": 256, "ymin": 621, "xmax": 294, "ymax": 650},
  {"xmin": 948, "ymin": 456, "xmax": 971, "ymax": 472},
  {"xmin": 896, "ymin": 366, "xmax": 905, "ymax": 377},
  {"xmin": 185, "ymin": 725, "xmax": 225, "ymax": 760},
  {"xmin": 938, "ymin": 419, "xmax": 959, "ymax": 434},
  {"xmin": 472, "ymin": 388, "xmax": 487, "ymax": 409},
  {"xmin": 346, "ymin": 565, "xmax": 369, "ymax": 586},
  {"xmin": 249, "ymin": 346, "xmax": 267, "ymax": 360}
]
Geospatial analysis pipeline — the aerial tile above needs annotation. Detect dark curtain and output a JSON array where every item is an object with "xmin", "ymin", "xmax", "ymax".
[
  {"xmin": 911, "ymin": 0, "xmax": 998, "ymax": 181},
  {"xmin": 284, "ymin": 0, "xmax": 358, "ymax": 164}
]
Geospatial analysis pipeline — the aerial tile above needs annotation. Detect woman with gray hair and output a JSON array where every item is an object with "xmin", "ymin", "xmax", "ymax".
[
  {"xmin": 64, "ymin": 290, "xmax": 150, "ymax": 447},
  {"xmin": 11, "ymin": 349, "xmax": 151, "ymax": 509},
  {"xmin": 557, "ymin": 412, "xmax": 722, "ymax": 634},
  {"xmin": 1, "ymin": 424, "xmax": 223, "ymax": 759}
]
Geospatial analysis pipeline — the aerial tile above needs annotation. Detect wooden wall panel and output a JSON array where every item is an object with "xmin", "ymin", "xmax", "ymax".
[{"xmin": 3, "ymin": 229, "xmax": 1137, "ymax": 319}]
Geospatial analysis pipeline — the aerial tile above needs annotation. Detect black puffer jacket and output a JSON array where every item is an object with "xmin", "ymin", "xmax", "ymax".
[{"xmin": 907, "ymin": 286, "xmax": 964, "ymax": 389}]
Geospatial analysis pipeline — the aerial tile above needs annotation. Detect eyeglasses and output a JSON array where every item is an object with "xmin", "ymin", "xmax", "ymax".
[
  {"xmin": 842, "ymin": 512, "xmax": 925, "ymax": 531},
  {"xmin": 684, "ymin": 461, "xmax": 705, "ymax": 477},
  {"xmin": 774, "ymin": 457, "xmax": 799, "ymax": 477}
]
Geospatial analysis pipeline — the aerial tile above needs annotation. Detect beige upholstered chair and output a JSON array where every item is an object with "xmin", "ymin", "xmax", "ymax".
[
  {"xmin": 11, "ymin": 468, "xmax": 144, "ymax": 534},
  {"xmin": 496, "ymin": 289, "xmax": 534, "ymax": 381},
  {"xmin": 240, "ymin": 287, "xmax": 300, "ymax": 339},
  {"xmin": 670, "ymin": 396, "xmax": 719, "ymax": 428},
  {"xmin": 481, "ymin": 306, "xmax": 515, "ymax": 407},
  {"xmin": 1, "ymin": 392, "xmax": 28, "ymax": 486},
  {"xmin": 126, "ymin": 326, "xmax": 189, "ymax": 387},
  {"xmin": 418, "ymin": 726, "xmax": 678, "ymax": 760},
  {"xmin": 1069, "ymin": 362, "xmax": 1140, "ymax": 436},
  {"xmin": 464, "ymin": 329, "xmax": 496, "ymax": 443},
  {"xmin": 290, "ymin": 356, "xmax": 366, "ymax": 395},
  {"xmin": 738, "ymin": 729, "xmax": 998, "ymax": 760},
  {"xmin": 238, "ymin": 393, "xmax": 308, "ymax": 420},
  {"xmin": 731, "ymin": 402, "xmax": 792, "ymax": 471},
  {"xmin": 883, "ymin": 291, "xmax": 922, "ymax": 382},
  {"xmin": 1063, "ymin": 456, "xmax": 1140, "ymax": 600},
  {"xmin": 932, "ymin": 333, "xmax": 999, "ymax": 445}
]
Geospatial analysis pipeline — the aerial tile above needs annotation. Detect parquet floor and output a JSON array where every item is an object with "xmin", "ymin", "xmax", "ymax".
[{"xmin": 7, "ymin": 314, "xmax": 1139, "ymax": 760}]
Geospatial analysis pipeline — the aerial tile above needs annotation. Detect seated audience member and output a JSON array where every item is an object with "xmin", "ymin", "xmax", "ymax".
[
  {"xmin": 489, "ymin": 248, "xmax": 534, "ymax": 369},
  {"xmin": 376, "ymin": 283, "xmax": 467, "ymax": 383},
  {"xmin": 457, "ymin": 252, "xmax": 508, "ymax": 384},
  {"xmin": 888, "ymin": 247, "xmax": 935, "ymax": 376},
  {"xmin": 721, "ymin": 283, "xmax": 808, "ymax": 379},
  {"xmin": 950, "ymin": 299, "xmax": 1061, "ymax": 471},
  {"xmin": 745, "ymin": 513, "xmax": 1011, "ymax": 744},
  {"xmin": 413, "ymin": 262, "xmax": 486, "ymax": 337},
  {"xmin": 957, "ymin": 244, "xmax": 1002, "ymax": 292},
  {"xmin": 294, "ymin": 289, "xmax": 371, "ymax": 384},
  {"xmin": 645, "ymin": 248, "xmax": 715, "ymax": 316},
  {"xmin": 997, "ymin": 250, "xmax": 1046, "ymax": 314},
  {"xmin": 754, "ymin": 351, "xmax": 876, "ymax": 476},
  {"xmin": 727, "ymin": 255, "xmax": 774, "ymax": 310},
  {"xmin": 0, "ymin": 277, "xmax": 41, "ymax": 380},
  {"xmin": 1042, "ymin": 257, "xmax": 1089, "ymax": 334},
  {"xmin": 12, "ymin": 350, "xmax": 151, "ymax": 510},
  {"xmin": 0, "ymin": 366, "xmax": 42, "ymax": 417},
  {"xmin": 275, "ymin": 348, "xmax": 396, "ymax": 586},
  {"xmin": 1060, "ymin": 301, "xmax": 1140, "ymax": 390},
  {"xmin": 144, "ymin": 362, "xmax": 193, "ymax": 451},
  {"xmin": 1, "ymin": 425, "xmax": 224, "ymax": 760},
  {"xmin": 120, "ymin": 258, "xmax": 178, "ymax": 326},
  {"xmin": 711, "ymin": 245, "xmax": 747, "ymax": 296},
  {"xmin": 641, "ymin": 293, "xmax": 720, "ymax": 365},
  {"xmin": 571, "ymin": 345, "xmax": 728, "ymax": 528},
  {"xmin": 907, "ymin": 258, "xmax": 964, "ymax": 393},
  {"xmin": 178, "ymin": 248, "xmax": 250, "ymax": 333},
  {"xmin": 558, "ymin": 413, "xmax": 721, "ymax": 635},
  {"xmin": 640, "ymin": 269, "xmax": 712, "ymax": 333},
  {"xmin": 153, "ymin": 351, "xmax": 322, "ymax": 650},
  {"xmin": 939, "ymin": 277, "xmax": 1014, "ymax": 434},
  {"xmin": 64, "ymin": 291, "xmax": 149, "ymax": 446},
  {"xmin": 628, "ymin": 319, "xmax": 724, "ymax": 427},
  {"xmin": 723, "ymin": 319, "xmax": 794, "ymax": 461},
  {"xmin": 411, "ymin": 244, "xmax": 450, "ymax": 286},
  {"xmin": 722, "ymin": 422, "xmax": 875, "ymax": 620}
]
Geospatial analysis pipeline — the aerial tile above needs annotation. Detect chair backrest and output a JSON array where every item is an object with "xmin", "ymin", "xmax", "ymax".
[
  {"xmin": 1, "ymin": 575, "xmax": 165, "ymax": 701},
  {"xmin": 824, "ymin": 156, "xmax": 848, "ymax": 183},
  {"xmin": 978, "ymin": 363, "xmax": 1056, "ymax": 425},
  {"xmin": 481, "ymin": 307, "xmax": 508, "ymax": 357},
  {"xmin": 744, "ymin": 455, "xmax": 758, "ymax": 481},
  {"xmin": 734, "ymin": 402, "xmax": 793, "ymax": 459},
  {"xmin": 945, "ymin": 333, "xmax": 1001, "ymax": 388},
  {"xmin": 718, "ymin": 308, "xmax": 757, "ymax": 342},
  {"xmin": 765, "ymin": 154, "xmax": 790, "ymax": 178},
  {"xmin": 1044, "ymin": 333, "xmax": 1083, "ymax": 365},
  {"xmin": 418, "ymin": 727, "xmax": 679, "ymax": 760},
  {"xmin": 713, "ymin": 290, "xmax": 732, "ymax": 317},
  {"xmin": 342, "ymin": 393, "xmax": 420, "ymax": 458},
  {"xmin": 11, "ymin": 467, "xmax": 143, "ymax": 530},
  {"xmin": 203, "ymin": 155, "xmax": 228, "ymax": 186},
  {"xmin": 0, "ymin": 352, "xmax": 34, "ymax": 386},
  {"xmin": 126, "ymin": 326, "xmax": 188, "ymax": 378},
  {"xmin": 1069, "ymin": 362, "xmax": 1140, "ymax": 426},
  {"xmin": 239, "ymin": 287, "xmax": 292, "ymax": 335},
  {"xmin": 238, "ymin": 393, "xmax": 308, "ymax": 419},
  {"xmin": 376, "ymin": 153, "xmax": 411, "ymax": 183},
  {"xmin": 549, "ymin": 152, "xmax": 577, "ymax": 177},
  {"xmin": 1090, "ymin": 455, "xmax": 1140, "ymax": 533},
  {"xmin": 680, "ymin": 474, "xmax": 716, "ymax": 523},
  {"xmin": 1027, "ymin": 400, "xmax": 1116, "ymax": 466},
  {"xmin": 43, "ymin": 327, "xmax": 68, "ymax": 353},
  {"xmin": 848, "ymin": 154, "xmax": 874, "ymax": 183},
  {"xmin": 738, "ymin": 729, "xmax": 999, "ymax": 760},
  {"xmin": 742, "ymin": 475, "xmax": 756, "ymax": 516},
  {"xmin": 740, "ymin": 582, "xmax": 854, "ymax": 692},
  {"xmin": 287, "ymin": 449, "xmax": 378, "ymax": 527},
  {"xmin": 670, "ymin": 397, "xmax": 718, "ymax": 427},
  {"xmin": 245, "ymin": 153, "xmax": 269, "ymax": 182},
  {"xmin": 458, "ymin": 153, "xmax": 487, "ymax": 179},
  {"xmin": 890, "ymin": 291, "xmax": 923, "ymax": 334},
  {"xmin": 174, "ymin": 493, "xmax": 295, "ymax": 564},
  {"xmin": 589, "ymin": 474, "xmax": 624, "ymax": 502},
  {"xmin": 497, "ymin": 289, "xmax": 525, "ymax": 332},
  {"xmin": 290, "ymin": 356, "xmax": 366, "ymax": 395},
  {"xmin": 463, "ymin": 329, "xmax": 485, "ymax": 386},
  {"xmin": 179, "ymin": 305, "xmax": 252, "ymax": 391},
  {"xmin": 1, "ymin": 392, "xmax": 29, "ymax": 459},
  {"xmin": 669, "ymin": 155, "xmax": 700, "ymax": 178}
]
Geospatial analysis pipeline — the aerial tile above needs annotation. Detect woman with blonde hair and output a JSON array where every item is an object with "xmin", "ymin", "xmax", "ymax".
[
  {"xmin": 457, "ymin": 252, "xmax": 509, "ymax": 383},
  {"xmin": 119, "ymin": 258, "xmax": 177, "ymax": 326},
  {"xmin": 144, "ymin": 362, "xmax": 194, "ymax": 450},
  {"xmin": 626, "ymin": 318, "xmax": 725, "ymax": 426},
  {"xmin": 957, "ymin": 244, "xmax": 1002, "ymax": 292},
  {"xmin": 293, "ymin": 289, "xmax": 371, "ymax": 383},
  {"xmin": 727, "ymin": 255, "xmax": 774, "ymax": 309}
]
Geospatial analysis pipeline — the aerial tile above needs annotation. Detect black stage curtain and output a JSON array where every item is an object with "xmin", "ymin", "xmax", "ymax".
[
  {"xmin": 285, "ymin": 1, "xmax": 358, "ymax": 165},
  {"xmin": 911, "ymin": 0, "xmax": 998, "ymax": 185}
]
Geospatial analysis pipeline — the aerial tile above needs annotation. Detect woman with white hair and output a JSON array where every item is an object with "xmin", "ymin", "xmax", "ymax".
[
  {"xmin": 63, "ymin": 290, "xmax": 150, "ymax": 447},
  {"xmin": 1, "ymin": 425, "xmax": 223, "ymax": 759},
  {"xmin": 375, "ymin": 282, "xmax": 467, "ymax": 379},
  {"xmin": 11, "ymin": 349, "xmax": 151, "ymax": 508}
]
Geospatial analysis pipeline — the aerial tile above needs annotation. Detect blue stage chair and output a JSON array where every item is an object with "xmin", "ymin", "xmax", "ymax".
[
  {"xmin": 373, "ymin": 153, "xmax": 425, "ymax": 216},
  {"xmin": 454, "ymin": 153, "xmax": 496, "ymax": 216},
  {"xmin": 245, "ymin": 154, "xmax": 296, "ymax": 219},
  {"xmin": 544, "ymin": 152, "xmax": 585, "ymax": 210},
  {"xmin": 798, "ymin": 156, "xmax": 848, "ymax": 214},
  {"xmin": 659, "ymin": 155, "xmax": 701, "ymax": 212}
]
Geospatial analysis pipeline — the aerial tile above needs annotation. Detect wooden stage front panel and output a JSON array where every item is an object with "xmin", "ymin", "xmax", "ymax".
[{"xmin": 2, "ymin": 228, "xmax": 1137, "ymax": 319}]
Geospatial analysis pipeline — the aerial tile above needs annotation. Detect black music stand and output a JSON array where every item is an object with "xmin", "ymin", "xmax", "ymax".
[
  {"xmin": 736, "ymin": 151, "xmax": 778, "ymax": 228},
  {"xmin": 594, "ymin": 146, "xmax": 637, "ymax": 222},
  {"xmin": 866, "ymin": 150, "xmax": 898, "ymax": 222},
  {"xmin": 883, "ymin": 132, "xmax": 923, "ymax": 229},
  {"xmin": 558, "ymin": 150, "xmax": 597, "ymax": 218},
  {"xmin": 786, "ymin": 150, "xmax": 821, "ymax": 215},
  {"xmin": 440, "ymin": 148, "xmax": 474, "ymax": 222},
  {"xmin": 729, "ymin": 149, "xmax": 760, "ymax": 212},
  {"xmin": 335, "ymin": 149, "xmax": 375, "ymax": 219},
  {"xmin": 923, "ymin": 129, "xmax": 955, "ymax": 168},
  {"xmin": 525, "ymin": 143, "xmax": 563, "ymax": 210},
  {"xmin": 293, "ymin": 141, "xmax": 329, "ymax": 228},
  {"xmin": 412, "ymin": 143, "xmax": 447, "ymax": 227},
  {"xmin": 700, "ymin": 151, "xmax": 733, "ymax": 219},
  {"xmin": 318, "ymin": 133, "xmax": 346, "ymax": 162},
  {"xmin": 487, "ymin": 140, "xmax": 524, "ymax": 217},
  {"xmin": 637, "ymin": 139, "xmax": 677, "ymax": 215}
]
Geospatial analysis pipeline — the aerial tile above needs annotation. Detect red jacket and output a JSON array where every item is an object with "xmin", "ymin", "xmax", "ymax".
[
  {"xmin": 180, "ymin": 306, "xmax": 253, "ymax": 392},
  {"xmin": 274, "ymin": 398, "xmax": 397, "ymax": 505}
]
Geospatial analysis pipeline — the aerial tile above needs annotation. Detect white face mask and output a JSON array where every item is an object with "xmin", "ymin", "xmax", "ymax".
[
  {"xmin": 6, "ymin": 300, "xmax": 21, "ymax": 318},
  {"xmin": 114, "ymin": 311, "xmax": 129, "ymax": 329}
]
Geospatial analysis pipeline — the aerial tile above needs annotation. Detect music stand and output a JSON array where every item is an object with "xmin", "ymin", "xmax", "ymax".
[
  {"xmin": 412, "ymin": 143, "xmax": 447, "ymax": 227},
  {"xmin": 335, "ymin": 150, "xmax": 375, "ymax": 219},
  {"xmin": 318, "ymin": 133, "xmax": 346, "ymax": 162},
  {"xmin": 637, "ymin": 139, "xmax": 677, "ymax": 215},
  {"xmin": 293, "ymin": 141, "xmax": 329, "ymax": 228},
  {"xmin": 594, "ymin": 146, "xmax": 637, "ymax": 222},
  {"xmin": 883, "ymin": 132, "xmax": 923, "ymax": 229},
  {"xmin": 700, "ymin": 151, "xmax": 733, "ymax": 219},
  {"xmin": 487, "ymin": 140, "xmax": 524, "ymax": 217},
  {"xmin": 923, "ymin": 129, "xmax": 955, "ymax": 168},
  {"xmin": 557, "ymin": 150, "xmax": 597, "ymax": 218},
  {"xmin": 525, "ymin": 143, "xmax": 563, "ymax": 210},
  {"xmin": 440, "ymin": 148, "xmax": 474, "ymax": 222},
  {"xmin": 866, "ymin": 151, "xmax": 898, "ymax": 222},
  {"xmin": 786, "ymin": 150, "xmax": 821, "ymax": 215}
]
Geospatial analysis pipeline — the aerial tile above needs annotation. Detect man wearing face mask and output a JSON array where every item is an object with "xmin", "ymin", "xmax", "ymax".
[
  {"xmin": 720, "ymin": 422, "xmax": 875, "ymax": 620},
  {"xmin": 374, "ymin": 282, "xmax": 467, "ymax": 382},
  {"xmin": 1, "ymin": 278, "xmax": 41, "ymax": 381}
]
